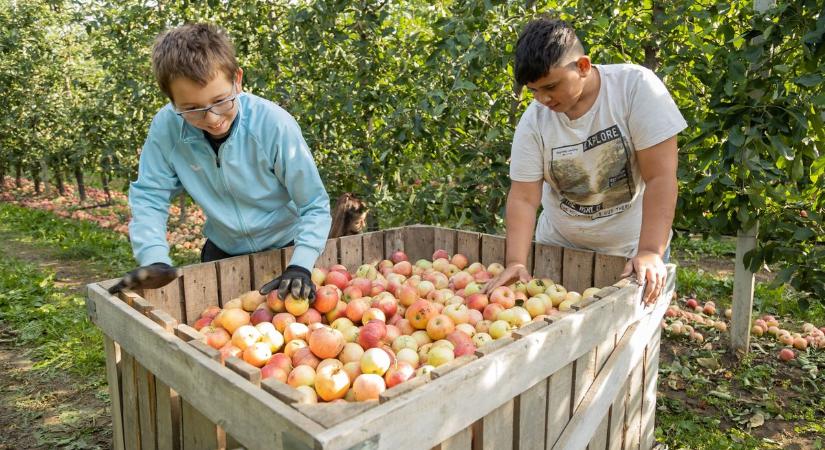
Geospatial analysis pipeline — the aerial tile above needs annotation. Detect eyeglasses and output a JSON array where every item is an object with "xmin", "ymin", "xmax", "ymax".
[{"xmin": 175, "ymin": 88, "xmax": 239, "ymax": 121}]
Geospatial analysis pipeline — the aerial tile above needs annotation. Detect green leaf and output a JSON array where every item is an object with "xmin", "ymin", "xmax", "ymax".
[{"xmin": 795, "ymin": 74, "xmax": 823, "ymax": 87}]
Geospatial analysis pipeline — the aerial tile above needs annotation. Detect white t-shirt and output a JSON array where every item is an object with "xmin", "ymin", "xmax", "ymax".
[{"xmin": 510, "ymin": 64, "xmax": 687, "ymax": 257}]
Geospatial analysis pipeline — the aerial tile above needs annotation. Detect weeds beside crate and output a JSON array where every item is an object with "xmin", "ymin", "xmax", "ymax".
[{"xmin": 85, "ymin": 225, "xmax": 674, "ymax": 450}]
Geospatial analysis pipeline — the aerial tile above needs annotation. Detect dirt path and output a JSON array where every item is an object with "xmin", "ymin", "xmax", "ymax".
[{"xmin": 0, "ymin": 231, "xmax": 111, "ymax": 450}]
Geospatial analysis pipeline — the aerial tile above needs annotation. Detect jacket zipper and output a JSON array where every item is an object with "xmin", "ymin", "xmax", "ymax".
[{"xmin": 215, "ymin": 143, "xmax": 258, "ymax": 252}]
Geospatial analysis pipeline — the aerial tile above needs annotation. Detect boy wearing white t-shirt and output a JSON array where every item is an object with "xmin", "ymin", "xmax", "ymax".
[{"xmin": 485, "ymin": 18, "xmax": 687, "ymax": 303}]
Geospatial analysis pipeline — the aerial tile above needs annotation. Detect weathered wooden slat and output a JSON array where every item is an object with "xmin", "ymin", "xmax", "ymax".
[
  {"xmin": 433, "ymin": 227, "xmax": 457, "ymax": 256},
  {"xmin": 147, "ymin": 309, "xmax": 178, "ymax": 332},
  {"xmin": 455, "ymin": 231, "xmax": 481, "ymax": 265},
  {"xmin": 593, "ymin": 254, "xmax": 628, "ymax": 289},
  {"xmin": 573, "ymin": 349, "xmax": 598, "ymax": 412},
  {"xmin": 512, "ymin": 320, "xmax": 548, "ymax": 339},
  {"xmin": 295, "ymin": 401, "xmax": 378, "ymax": 428},
  {"xmin": 261, "ymin": 378, "xmax": 304, "ymax": 404},
  {"xmin": 87, "ymin": 284, "xmax": 325, "ymax": 449},
  {"xmin": 383, "ymin": 228, "xmax": 406, "ymax": 258},
  {"xmin": 379, "ymin": 375, "xmax": 429, "ymax": 404},
  {"xmin": 218, "ymin": 255, "xmax": 253, "ymax": 304},
  {"xmin": 136, "ymin": 362, "xmax": 157, "ymax": 450},
  {"xmin": 338, "ymin": 234, "xmax": 363, "ymax": 272},
  {"xmin": 225, "ymin": 356, "xmax": 262, "ymax": 387},
  {"xmin": 624, "ymin": 362, "xmax": 644, "ymax": 450},
  {"xmin": 361, "ymin": 231, "xmax": 384, "ymax": 264},
  {"xmin": 561, "ymin": 248, "xmax": 595, "ymax": 295},
  {"xmin": 404, "ymin": 225, "xmax": 435, "ymax": 263},
  {"xmin": 120, "ymin": 351, "xmax": 141, "ymax": 450},
  {"xmin": 438, "ymin": 426, "xmax": 472, "ymax": 450},
  {"xmin": 139, "ymin": 277, "xmax": 184, "ymax": 324},
  {"xmin": 551, "ymin": 293, "xmax": 670, "ymax": 450},
  {"xmin": 474, "ymin": 336, "xmax": 515, "ymax": 357},
  {"xmin": 250, "ymin": 249, "xmax": 281, "ymax": 288},
  {"xmin": 545, "ymin": 364, "xmax": 573, "ymax": 449},
  {"xmin": 430, "ymin": 355, "xmax": 477, "ymax": 379},
  {"xmin": 517, "ymin": 378, "xmax": 548, "ymax": 450},
  {"xmin": 181, "ymin": 263, "xmax": 220, "ymax": 325},
  {"xmin": 481, "ymin": 399, "xmax": 514, "ymax": 450},
  {"xmin": 587, "ymin": 333, "xmax": 616, "ymax": 450},
  {"xmin": 103, "ymin": 336, "xmax": 125, "ymax": 450},
  {"xmin": 480, "ymin": 234, "xmax": 506, "ymax": 267},
  {"xmin": 181, "ymin": 398, "xmax": 219, "ymax": 450},
  {"xmin": 154, "ymin": 378, "xmax": 179, "ymax": 450},
  {"xmin": 640, "ymin": 330, "xmax": 662, "ymax": 450},
  {"xmin": 317, "ymin": 239, "xmax": 339, "ymax": 269},
  {"xmin": 533, "ymin": 244, "xmax": 563, "ymax": 283},
  {"xmin": 174, "ymin": 324, "xmax": 203, "ymax": 343}
]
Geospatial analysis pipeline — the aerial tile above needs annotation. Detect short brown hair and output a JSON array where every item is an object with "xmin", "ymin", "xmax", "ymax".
[{"xmin": 151, "ymin": 23, "xmax": 239, "ymax": 101}]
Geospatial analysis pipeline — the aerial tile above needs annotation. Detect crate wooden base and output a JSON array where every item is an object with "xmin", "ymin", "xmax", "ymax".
[{"xmin": 87, "ymin": 225, "xmax": 673, "ymax": 450}]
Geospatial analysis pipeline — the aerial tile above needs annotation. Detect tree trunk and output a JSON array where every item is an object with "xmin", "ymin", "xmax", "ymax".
[
  {"xmin": 39, "ymin": 158, "xmax": 50, "ymax": 197},
  {"xmin": 643, "ymin": 2, "xmax": 662, "ymax": 72},
  {"xmin": 31, "ymin": 167, "xmax": 41, "ymax": 194},
  {"xmin": 74, "ymin": 166, "xmax": 86, "ymax": 202},
  {"xmin": 101, "ymin": 169, "xmax": 112, "ymax": 204},
  {"xmin": 54, "ymin": 166, "xmax": 66, "ymax": 196},
  {"xmin": 15, "ymin": 164, "xmax": 22, "ymax": 188}
]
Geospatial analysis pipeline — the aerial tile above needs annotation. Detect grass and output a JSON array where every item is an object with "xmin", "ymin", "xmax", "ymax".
[{"xmin": 0, "ymin": 202, "xmax": 197, "ymax": 377}]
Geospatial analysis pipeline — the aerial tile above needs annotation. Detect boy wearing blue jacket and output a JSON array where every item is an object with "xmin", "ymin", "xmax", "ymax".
[{"xmin": 110, "ymin": 23, "xmax": 330, "ymax": 302}]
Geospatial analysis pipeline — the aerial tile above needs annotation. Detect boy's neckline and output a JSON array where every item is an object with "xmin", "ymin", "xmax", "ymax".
[{"xmin": 562, "ymin": 65, "xmax": 602, "ymax": 123}]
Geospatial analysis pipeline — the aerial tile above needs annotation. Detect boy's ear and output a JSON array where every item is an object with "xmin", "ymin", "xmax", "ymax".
[
  {"xmin": 235, "ymin": 68, "xmax": 244, "ymax": 89},
  {"xmin": 575, "ymin": 56, "xmax": 592, "ymax": 75}
]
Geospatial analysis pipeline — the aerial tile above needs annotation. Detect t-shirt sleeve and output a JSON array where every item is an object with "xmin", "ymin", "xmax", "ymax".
[
  {"xmin": 509, "ymin": 103, "xmax": 545, "ymax": 182},
  {"xmin": 627, "ymin": 67, "xmax": 688, "ymax": 151}
]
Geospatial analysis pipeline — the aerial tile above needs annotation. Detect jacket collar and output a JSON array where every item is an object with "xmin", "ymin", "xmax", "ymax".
[{"xmin": 178, "ymin": 93, "xmax": 247, "ymax": 144}]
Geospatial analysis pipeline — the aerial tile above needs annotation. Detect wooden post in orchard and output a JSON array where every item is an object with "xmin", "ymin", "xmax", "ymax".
[
  {"xmin": 731, "ymin": 222, "xmax": 758, "ymax": 356},
  {"xmin": 731, "ymin": 0, "xmax": 774, "ymax": 357}
]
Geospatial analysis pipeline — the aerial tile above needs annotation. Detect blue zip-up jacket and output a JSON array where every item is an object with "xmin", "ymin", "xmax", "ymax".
[{"xmin": 128, "ymin": 92, "xmax": 331, "ymax": 271}]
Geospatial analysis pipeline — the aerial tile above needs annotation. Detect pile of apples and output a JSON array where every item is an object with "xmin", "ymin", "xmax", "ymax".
[
  {"xmin": 663, "ymin": 299, "xmax": 729, "ymax": 343},
  {"xmin": 663, "ymin": 297, "xmax": 825, "ymax": 363},
  {"xmin": 192, "ymin": 249, "xmax": 600, "ymax": 403},
  {"xmin": 751, "ymin": 314, "xmax": 825, "ymax": 361}
]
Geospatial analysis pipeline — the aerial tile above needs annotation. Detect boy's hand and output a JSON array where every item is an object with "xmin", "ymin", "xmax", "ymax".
[
  {"xmin": 482, "ymin": 263, "xmax": 531, "ymax": 294},
  {"xmin": 259, "ymin": 265, "xmax": 315, "ymax": 302},
  {"xmin": 621, "ymin": 251, "xmax": 667, "ymax": 305},
  {"xmin": 108, "ymin": 263, "xmax": 182, "ymax": 294}
]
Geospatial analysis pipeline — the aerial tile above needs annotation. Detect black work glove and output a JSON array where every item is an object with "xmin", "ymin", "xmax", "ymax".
[
  {"xmin": 258, "ymin": 265, "xmax": 315, "ymax": 302},
  {"xmin": 108, "ymin": 263, "xmax": 182, "ymax": 294}
]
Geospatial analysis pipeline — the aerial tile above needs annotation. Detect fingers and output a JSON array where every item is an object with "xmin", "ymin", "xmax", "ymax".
[
  {"xmin": 107, "ymin": 280, "xmax": 127, "ymax": 294},
  {"xmin": 620, "ymin": 260, "xmax": 633, "ymax": 278},
  {"xmin": 258, "ymin": 278, "xmax": 278, "ymax": 295},
  {"xmin": 277, "ymin": 279, "xmax": 290, "ymax": 301},
  {"xmin": 291, "ymin": 278, "xmax": 304, "ymax": 299}
]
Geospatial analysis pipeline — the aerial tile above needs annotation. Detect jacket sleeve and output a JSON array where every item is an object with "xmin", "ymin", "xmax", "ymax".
[
  {"xmin": 272, "ymin": 118, "xmax": 331, "ymax": 271},
  {"xmin": 128, "ymin": 115, "xmax": 183, "ymax": 267}
]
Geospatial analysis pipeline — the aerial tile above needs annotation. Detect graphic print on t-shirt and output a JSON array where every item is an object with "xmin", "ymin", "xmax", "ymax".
[{"xmin": 546, "ymin": 125, "xmax": 634, "ymax": 219}]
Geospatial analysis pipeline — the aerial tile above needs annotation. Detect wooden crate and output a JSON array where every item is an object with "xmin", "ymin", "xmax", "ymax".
[{"xmin": 86, "ymin": 225, "xmax": 674, "ymax": 450}]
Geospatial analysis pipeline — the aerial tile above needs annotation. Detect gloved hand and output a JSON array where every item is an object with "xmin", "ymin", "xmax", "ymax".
[
  {"xmin": 108, "ymin": 263, "xmax": 182, "ymax": 294},
  {"xmin": 258, "ymin": 265, "xmax": 315, "ymax": 302}
]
